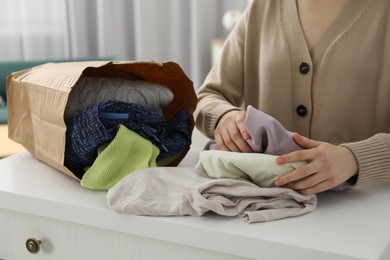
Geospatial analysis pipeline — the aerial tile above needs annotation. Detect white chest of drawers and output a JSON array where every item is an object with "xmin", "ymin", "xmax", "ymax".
[{"xmin": 1, "ymin": 151, "xmax": 390, "ymax": 260}]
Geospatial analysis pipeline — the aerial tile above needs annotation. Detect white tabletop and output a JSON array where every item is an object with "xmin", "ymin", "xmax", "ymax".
[{"xmin": 0, "ymin": 151, "xmax": 389, "ymax": 260}]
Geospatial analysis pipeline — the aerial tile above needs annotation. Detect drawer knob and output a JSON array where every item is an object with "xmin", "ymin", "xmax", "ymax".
[{"xmin": 26, "ymin": 237, "xmax": 41, "ymax": 254}]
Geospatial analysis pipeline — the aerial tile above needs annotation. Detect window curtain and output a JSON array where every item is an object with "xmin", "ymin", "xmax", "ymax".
[{"xmin": 0, "ymin": 0, "xmax": 249, "ymax": 88}]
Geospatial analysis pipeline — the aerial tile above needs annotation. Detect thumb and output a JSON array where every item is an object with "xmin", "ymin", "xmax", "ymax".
[{"xmin": 292, "ymin": 132, "xmax": 321, "ymax": 149}]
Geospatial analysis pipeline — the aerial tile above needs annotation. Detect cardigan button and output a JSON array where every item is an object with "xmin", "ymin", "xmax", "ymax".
[
  {"xmin": 296, "ymin": 105, "xmax": 308, "ymax": 117},
  {"xmin": 299, "ymin": 63, "xmax": 310, "ymax": 74}
]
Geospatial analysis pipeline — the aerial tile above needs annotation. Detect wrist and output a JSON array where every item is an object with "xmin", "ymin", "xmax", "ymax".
[{"xmin": 340, "ymin": 146, "xmax": 359, "ymax": 185}]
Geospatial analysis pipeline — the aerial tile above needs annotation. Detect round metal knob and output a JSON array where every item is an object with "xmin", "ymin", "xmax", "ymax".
[{"xmin": 26, "ymin": 237, "xmax": 41, "ymax": 254}]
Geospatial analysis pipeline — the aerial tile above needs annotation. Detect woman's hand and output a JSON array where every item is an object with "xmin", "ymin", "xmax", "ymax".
[
  {"xmin": 274, "ymin": 133, "xmax": 358, "ymax": 195},
  {"xmin": 214, "ymin": 110, "xmax": 253, "ymax": 152}
]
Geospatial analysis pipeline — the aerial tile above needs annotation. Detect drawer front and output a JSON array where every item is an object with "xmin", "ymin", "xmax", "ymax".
[{"xmin": 0, "ymin": 209, "xmax": 246, "ymax": 260}]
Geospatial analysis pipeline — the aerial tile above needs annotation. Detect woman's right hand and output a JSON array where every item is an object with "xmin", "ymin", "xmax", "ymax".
[{"xmin": 214, "ymin": 110, "xmax": 253, "ymax": 152}]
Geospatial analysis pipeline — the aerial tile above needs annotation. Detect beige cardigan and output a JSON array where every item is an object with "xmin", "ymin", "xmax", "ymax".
[{"xmin": 194, "ymin": 0, "xmax": 390, "ymax": 186}]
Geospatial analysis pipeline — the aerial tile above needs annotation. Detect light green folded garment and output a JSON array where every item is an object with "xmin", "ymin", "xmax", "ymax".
[
  {"xmin": 81, "ymin": 124, "xmax": 159, "ymax": 191},
  {"xmin": 195, "ymin": 150, "xmax": 307, "ymax": 187}
]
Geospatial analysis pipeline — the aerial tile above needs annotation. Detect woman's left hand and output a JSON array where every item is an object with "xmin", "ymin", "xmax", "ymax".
[{"xmin": 274, "ymin": 133, "xmax": 358, "ymax": 195}]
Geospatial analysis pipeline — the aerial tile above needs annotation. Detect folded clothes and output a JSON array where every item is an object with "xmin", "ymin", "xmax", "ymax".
[
  {"xmin": 65, "ymin": 77, "xmax": 174, "ymax": 120},
  {"xmin": 196, "ymin": 150, "xmax": 306, "ymax": 187},
  {"xmin": 205, "ymin": 105, "xmax": 347, "ymax": 190},
  {"xmin": 107, "ymin": 167, "xmax": 317, "ymax": 223},
  {"xmin": 64, "ymin": 100, "xmax": 191, "ymax": 178}
]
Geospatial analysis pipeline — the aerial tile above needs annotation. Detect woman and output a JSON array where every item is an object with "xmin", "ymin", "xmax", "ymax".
[{"xmin": 194, "ymin": 0, "xmax": 390, "ymax": 195}]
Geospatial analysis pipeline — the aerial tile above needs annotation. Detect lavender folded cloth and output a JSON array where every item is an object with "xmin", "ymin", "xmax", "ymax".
[
  {"xmin": 244, "ymin": 105, "xmax": 303, "ymax": 154},
  {"xmin": 205, "ymin": 105, "xmax": 302, "ymax": 154}
]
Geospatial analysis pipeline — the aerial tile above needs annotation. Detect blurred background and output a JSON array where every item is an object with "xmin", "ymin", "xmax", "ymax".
[{"xmin": 0, "ymin": 0, "xmax": 250, "ymax": 88}]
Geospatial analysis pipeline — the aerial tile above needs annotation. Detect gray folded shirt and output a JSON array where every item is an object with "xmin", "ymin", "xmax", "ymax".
[{"xmin": 107, "ymin": 167, "xmax": 317, "ymax": 223}]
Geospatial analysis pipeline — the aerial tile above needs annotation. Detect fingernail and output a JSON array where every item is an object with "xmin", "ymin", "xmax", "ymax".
[
  {"xmin": 275, "ymin": 179, "xmax": 283, "ymax": 186},
  {"xmin": 275, "ymin": 157, "xmax": 284, "ymax": 164},
  {"xmin": 242, "ymin": 131, "xmax": 250, "ymax": 140}
]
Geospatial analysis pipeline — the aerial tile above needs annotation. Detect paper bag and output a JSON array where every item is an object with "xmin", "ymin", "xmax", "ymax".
[{"xmin": 6, "ymin": 61, "xmax": 197, "ymax": 180}]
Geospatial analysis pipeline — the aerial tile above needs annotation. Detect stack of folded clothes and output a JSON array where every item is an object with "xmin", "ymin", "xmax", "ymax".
[{"xmin": 106, "ymin": 105, "xmax": 318, "ymax": 223}]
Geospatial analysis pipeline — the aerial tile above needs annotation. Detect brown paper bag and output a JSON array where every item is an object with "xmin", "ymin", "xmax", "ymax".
[{"xmin": 6, "ymin": 61, "xmax": 197, "ymax": 180}]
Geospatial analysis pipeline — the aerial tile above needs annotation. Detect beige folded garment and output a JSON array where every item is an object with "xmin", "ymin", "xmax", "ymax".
[
  {"xmin": 107, "ymin": 167, "xmax": 317, "ymax": 223},
  {"xmin": 196, "ymin": 150, "xmax": 307, "ymax": 187}
]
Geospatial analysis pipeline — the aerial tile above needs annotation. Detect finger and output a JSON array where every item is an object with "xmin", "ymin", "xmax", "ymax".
[
  {"xmin": 214, "ymin": 128, "xmax": 241, "ymax": 152},
  {"xmin": 234, "ymin": 114, "xmax": 253, "ymax": 152},
  {"xmin": 214, "ymin": 133, "xmax": 229, "ymax": 151},
  {"xmin": 292, "ymin": 133, "xmax": 322, "ymax": 149},
  {"xmin": 275, "ymin": 149, "xmax": 312, "ymax": 165},
  {"xmin": 235, "ymin": 138, "xmax": 253, "ymax": 153},
  {"xmin": 287, "ymin": 170, "xmax": 328, "ymax": 191},
  {"xmin": 241, "ymin": 130, "xmax": 251, "ymax": 140},
  {"xmin": 274, "ymin": 162, "xmax": 318, "ymax": 186},
  {"xmin": 216, "ymin": 124, "xmax": 253, "ymax": 153},
  {"xmin": 235, "ymin": 114, "xmax": 251, "ymax": 141},
  {"xmin": 230, "ymin": 130, "xmax": 253, "ymax": 153},
  {"xmin": 226, "ymin": 127, "xmax": 253, "ymax": 152}
]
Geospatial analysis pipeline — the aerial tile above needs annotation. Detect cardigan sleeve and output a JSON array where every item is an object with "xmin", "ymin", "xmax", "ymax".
[
  {"xmin": 341, "ymin": 133, "xmax": 390, "ymax": 186},
  {"xmin": 194, "ymin": 2, "xmax": 251, "ymax": 139}
]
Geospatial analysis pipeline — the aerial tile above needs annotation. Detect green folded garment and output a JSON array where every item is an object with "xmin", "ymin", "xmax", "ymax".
[
  {"xmin": 196, "ymin": 150, "xmax": 306, "ymax": 188},
  {"xmin": 81, "ymin": 124, "xmax": 159, "ymax": 190}
]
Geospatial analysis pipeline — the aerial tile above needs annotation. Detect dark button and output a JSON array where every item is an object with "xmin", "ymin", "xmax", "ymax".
[
  {"xmin": 299, "ymin": 62, "xmax": 310, "ymax": 74},
  {"xmin": 296, "ymin": 104, "xmax": 308, "ymax": 117}
]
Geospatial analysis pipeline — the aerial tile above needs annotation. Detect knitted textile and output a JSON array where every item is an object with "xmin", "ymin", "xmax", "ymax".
[
  {"xmin": 64, "ymin": 100, "xmax": 191, "ymax": 178},
  {"xmin": 81, "ymin": 125, "xmax": 159, "ymax": 191},
  {"xmin": 64, "ymin": 77, "xmax": 174, "ymax": 120}
]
